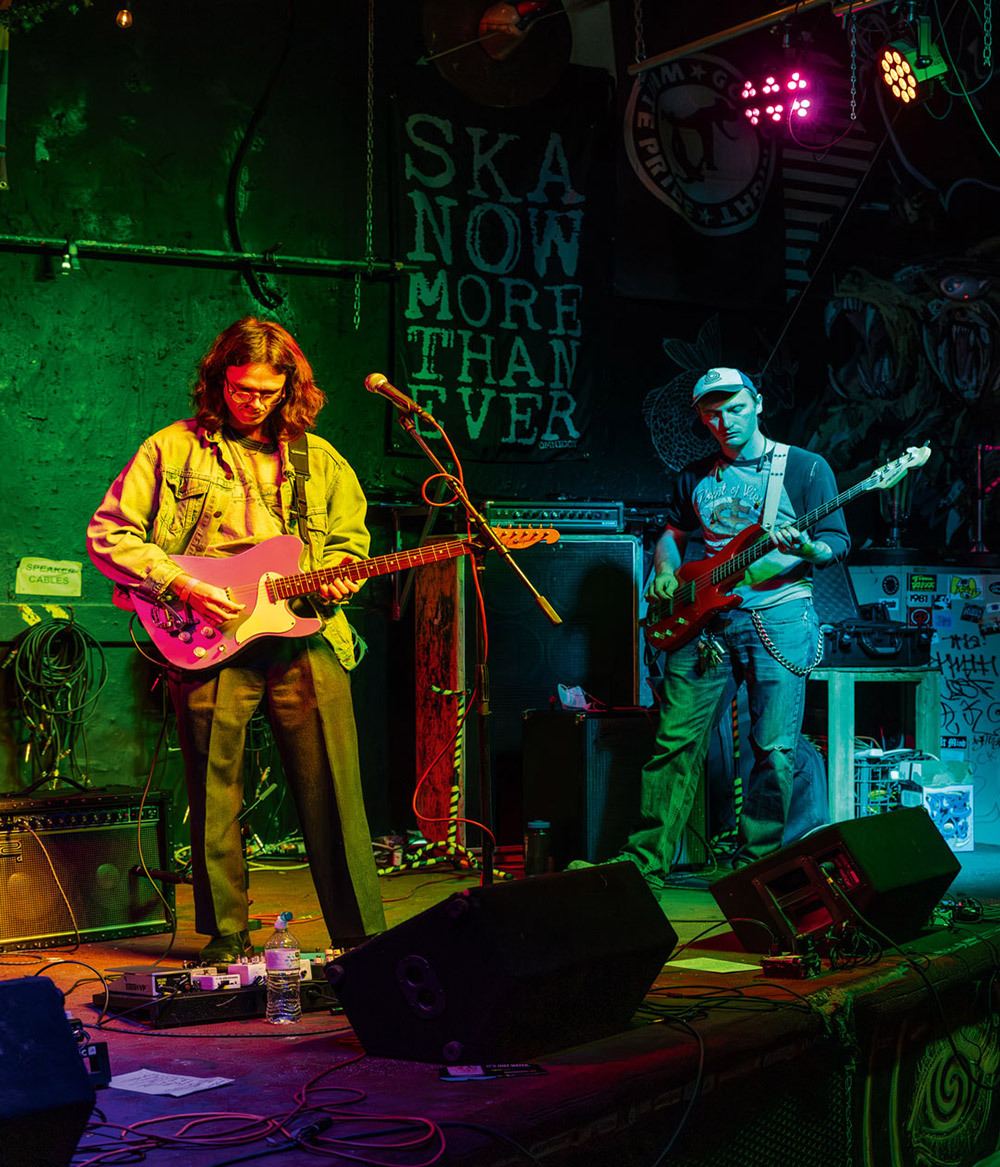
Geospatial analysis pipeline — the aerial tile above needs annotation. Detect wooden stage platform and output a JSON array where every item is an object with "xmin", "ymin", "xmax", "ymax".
[{"xmin": 3, "ymin": 860, "xmax": 1000, "ymax": 1167}]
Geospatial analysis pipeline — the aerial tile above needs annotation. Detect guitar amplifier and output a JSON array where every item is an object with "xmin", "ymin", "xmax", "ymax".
[
  {"xmin": 485, "ymin": 500, "xmax": 625, "ymax": 532},
  {"xmin": 521, "ymin": 710, "xmax": 707, "ymax": 870},
  {"xmin": 0, "ymin": 789, "xmax": 174, "ymax": 949}
]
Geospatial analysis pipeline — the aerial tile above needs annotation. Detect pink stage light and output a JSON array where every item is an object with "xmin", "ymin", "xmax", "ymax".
[{"xmin": 741, "ymin": 66, "xmax": 814, "ymax": 127}]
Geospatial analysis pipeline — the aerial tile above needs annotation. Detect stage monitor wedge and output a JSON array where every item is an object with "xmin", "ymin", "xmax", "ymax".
[
  {"xmin": 711, "ymin": 807, "xmax": 960, "ymax": 954},
  {"xmin": 0, "ymin": 976, "xmax": 95, "ymax": 1167},
  {"xmin": 326, "ymin": 862, "xmax": 677, "ymax": 1063}
]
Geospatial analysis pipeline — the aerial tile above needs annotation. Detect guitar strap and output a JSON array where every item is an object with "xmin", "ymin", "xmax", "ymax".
[
  {"xmin": 761, "ymin": 443, "xmax": 790, "ymax": 532},
  {"xmin": 288, "ymin": 434, "xmax": 311, "ymax": 543}
]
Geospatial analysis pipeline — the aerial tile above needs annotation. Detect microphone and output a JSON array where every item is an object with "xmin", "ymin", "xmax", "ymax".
[{"xmin": 364, "ymin": 373, "xmax": 434, "ymax": 420}]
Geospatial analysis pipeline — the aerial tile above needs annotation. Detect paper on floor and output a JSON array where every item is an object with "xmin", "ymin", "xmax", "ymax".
[
  {"xmin": 665, "ymin": 957, "xmax": 760, "ymax": 973},
  {"xmin": 109, "ymin": 1068, "xmax": 234, "ymax": 1097}
]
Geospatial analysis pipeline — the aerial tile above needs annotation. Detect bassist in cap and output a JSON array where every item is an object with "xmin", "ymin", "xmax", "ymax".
[{"xmin": 631, "ymin": 367, "xmax": 850, "ymax": 883}]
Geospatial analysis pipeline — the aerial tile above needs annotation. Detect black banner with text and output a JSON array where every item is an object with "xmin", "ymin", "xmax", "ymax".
[{"xmin": 389, "ymin": 68, "xmax": 611, "ymax": 463}]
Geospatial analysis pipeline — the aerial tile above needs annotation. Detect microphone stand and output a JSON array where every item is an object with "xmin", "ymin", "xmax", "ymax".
[{"xmin": 393, "ymin": 408, "xmax": 561, "ymax": 885}]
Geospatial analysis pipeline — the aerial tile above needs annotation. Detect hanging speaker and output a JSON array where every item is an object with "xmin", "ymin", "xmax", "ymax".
[
  {"xmin": 0, "ymin": 789, "xmax": 173, "ymax": 949},
  {"xmin": 326, "ymin": 862, "xmax": 677, "ymax": 1063},
  {"xmin": 0, "ymin": 977, "xmax": 95, "ymax": 1166},
  {"xmin": 711, "ymin": 807, "xmax": 960, "ymax": 954}
]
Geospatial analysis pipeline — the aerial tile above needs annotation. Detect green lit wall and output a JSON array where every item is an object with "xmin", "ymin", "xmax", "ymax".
[{"xmin": 0, "ymin": 1, "xmax": 409, "ymax": 825}]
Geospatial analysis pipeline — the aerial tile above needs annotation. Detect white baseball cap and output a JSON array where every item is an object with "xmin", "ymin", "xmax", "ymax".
[{"xmin": 691, "ymin": 367, "xmax": 758, "ymax": 403}]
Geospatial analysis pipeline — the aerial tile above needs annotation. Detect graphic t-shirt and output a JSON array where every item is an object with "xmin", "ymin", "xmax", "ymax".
[{"xmin": 665, "ymin": 444, "xmax": 851, "ymax": 611}]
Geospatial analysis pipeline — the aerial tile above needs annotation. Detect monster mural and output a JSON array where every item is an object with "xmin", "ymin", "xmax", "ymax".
[{"xmin": 813, "ymin": 243, "xmax": 1000, "ymax": 550}]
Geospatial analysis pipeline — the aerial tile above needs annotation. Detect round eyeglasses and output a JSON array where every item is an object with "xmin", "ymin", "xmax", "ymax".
[{"xmin": 226, "ymin": 381, "xmax": 285, "ymax": 406}]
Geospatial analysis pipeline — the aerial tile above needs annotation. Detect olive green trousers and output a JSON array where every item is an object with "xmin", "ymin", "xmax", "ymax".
[{"xmin": 167, "ymin": 635, "xmax": 385, "ymax": 944}]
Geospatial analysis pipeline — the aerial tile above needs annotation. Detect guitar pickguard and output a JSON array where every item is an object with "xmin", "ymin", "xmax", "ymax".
[{"xmin": 234, "ymin": 574, "xmax": 297, "ymax": 645}]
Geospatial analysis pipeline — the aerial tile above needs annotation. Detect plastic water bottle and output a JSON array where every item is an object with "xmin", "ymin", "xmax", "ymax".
[{"xmin": 264, "ymin": 912, "xmax": 301, "ymax": 1025}]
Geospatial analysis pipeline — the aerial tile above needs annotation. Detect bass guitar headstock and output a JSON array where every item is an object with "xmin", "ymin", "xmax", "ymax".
[{"xmin": 872, "ymin": 442, "xmax": 931, "ymax": 491}]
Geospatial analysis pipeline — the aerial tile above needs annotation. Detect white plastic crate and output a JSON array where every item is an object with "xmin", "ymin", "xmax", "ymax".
[
  {"xmin": 854, "ymin": 755, "xmax": 923, "ymax": 817},
  {"xmin": 854, "ymin": 754, "xmax": 974, "ymax": 852}
]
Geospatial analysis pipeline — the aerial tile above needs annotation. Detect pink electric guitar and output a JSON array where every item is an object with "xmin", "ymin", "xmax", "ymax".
[{"xmin": 115, "ymin": 527, "xmax": 558, "ymax": 670}]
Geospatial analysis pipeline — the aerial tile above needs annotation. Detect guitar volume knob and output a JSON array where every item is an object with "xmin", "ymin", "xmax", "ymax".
[{"xmin": 200, "ymin": 626, "xmax": 217, "ymax": 639}]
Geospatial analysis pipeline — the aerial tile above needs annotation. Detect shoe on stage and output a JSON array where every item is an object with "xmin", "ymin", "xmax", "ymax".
[
  {"xmin": 199, "ymin": 930, "xmax": 254, "ymax": 964},
  {"xmin": 566, "ymin": 855, "xmax": 632, "ymax": 872}
]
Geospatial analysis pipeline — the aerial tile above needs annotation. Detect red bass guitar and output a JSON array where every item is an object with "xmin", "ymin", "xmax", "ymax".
[{"xmin": 642, "ymin": 444, "xmax": 931, "ymax": 654}]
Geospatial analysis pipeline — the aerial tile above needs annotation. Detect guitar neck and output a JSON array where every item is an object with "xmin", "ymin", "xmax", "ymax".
[
  {"xmin": 271, "ymin": 538, "xmax": 476, "ymax": 601},
  {"xmin": 712, "ymin": 476, "xmax": 874, "ymax": 588}
]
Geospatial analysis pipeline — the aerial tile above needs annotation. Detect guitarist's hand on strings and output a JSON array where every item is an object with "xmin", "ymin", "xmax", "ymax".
[
  {"xmin": 646, "ymin": 569, "xmax": 680, "ymax": 602},
  {"xmin": 319, "ymin": 577, "xmax": 360, "ymax": 602},
  {"xmin": 318, "ymin": 557, "xmax": 361, "ymax": 603},
  {"xmin": 771, "ymin": 525, "xmax": 833, "ymax": 566},
  {"xmin": 173, "ymin": 575, "xmax": 244, "ymax": 624}
]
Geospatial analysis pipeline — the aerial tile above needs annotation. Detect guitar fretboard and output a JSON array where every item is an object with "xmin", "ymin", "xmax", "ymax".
[{"xmin": 269, "ymin": 538, "xmax": 475, "ymax": 601}]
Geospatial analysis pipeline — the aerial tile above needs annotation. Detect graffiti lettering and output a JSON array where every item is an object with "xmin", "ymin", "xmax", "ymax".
[
  {"xmin": 936, "ymin": 652, "xmax": 999, "ymax": 679},
  {"xmin": 945, "ymin": 633, "xmax": 985, "ymax": 651}
]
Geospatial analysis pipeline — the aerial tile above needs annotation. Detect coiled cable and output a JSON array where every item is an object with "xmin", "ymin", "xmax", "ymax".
[{"xmin": 8, "ymin": 617, "xmax": 108, "ymax": 788}]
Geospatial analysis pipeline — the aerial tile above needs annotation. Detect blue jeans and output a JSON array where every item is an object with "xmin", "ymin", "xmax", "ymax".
[
  {"xmin": 707, "ymin": 681, "xmax": 829, "ymax": 846},
  {"xmin": 623, "ymin": 598, "xmax": 820, "ymax": 878}
]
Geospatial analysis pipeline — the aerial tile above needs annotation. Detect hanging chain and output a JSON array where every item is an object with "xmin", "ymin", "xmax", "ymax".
[
  {"xmin": 985, "ymin": 0, "xmax": 993, "ymax": 71},
  {"xmin": 750, "ymin": 610, "xmax": 826, "ymax": 677},
  {"xmin": 633, "ymin": 0, "xmax": 645, "ymax": 66},
  {"xmin": 354, "ymin": 0, "xmax": 376, "ymax": 331},
  {"xmin": 849, "ymin": 11, "xmax": 858, "ymax": 121}
]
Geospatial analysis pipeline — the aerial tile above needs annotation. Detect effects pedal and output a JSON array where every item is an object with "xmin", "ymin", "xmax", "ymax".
[{"xmin": 104, "ymin": 967, "xmax": 192, "ymax": 996}]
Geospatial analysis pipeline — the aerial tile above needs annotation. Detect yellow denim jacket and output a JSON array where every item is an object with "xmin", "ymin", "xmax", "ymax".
[{"xmin": 86, "ymin": 419, "xmax": 370, "ymax": 670}]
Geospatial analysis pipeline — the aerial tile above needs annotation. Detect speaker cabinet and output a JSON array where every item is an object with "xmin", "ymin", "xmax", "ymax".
[
  {"xmin": 711, "ymin": 807, "xmax": 960, "ymax": 953},
  {"xmin": 0, "ymin": 977, "xmax": 95, "ymax": 1166},
  {"xmin": 326, "ymin": 863, "xmax": 677, "ymax": 1063},
  {"xmin": 483, "ymin": 533, "xmax": 641, "ymax": 713},
  {"xmin": 0, "ymin": 789, "xmax": 174, "ymax": 949},
  {"xmin": 479, "ymin": 534, "xmax": 643, "ymax": 841}
]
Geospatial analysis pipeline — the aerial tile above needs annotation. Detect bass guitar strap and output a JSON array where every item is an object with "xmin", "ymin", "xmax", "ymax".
[{"xmin": 761, "ymin": 442, "xmax": 790, "ymax": 532}]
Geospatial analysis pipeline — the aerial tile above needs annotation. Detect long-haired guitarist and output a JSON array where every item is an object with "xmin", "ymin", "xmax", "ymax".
[
  {"xmin": 628, "ymin": 367, "xmax": 850, "ymax": 883},
  {"xmin": 86, "ymin": 317, "xmax": 386, "ymax": 963}
]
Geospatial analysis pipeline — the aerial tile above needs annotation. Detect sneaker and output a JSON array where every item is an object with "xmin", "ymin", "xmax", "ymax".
[
  {"xmin": 566, "ymin": 855, "xmax": 632, "ymax": 872},
  {"xmin": 658, "ymin": 866, "xmax": 730, "ymax": 891}
]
